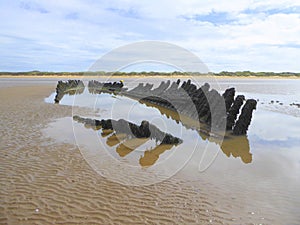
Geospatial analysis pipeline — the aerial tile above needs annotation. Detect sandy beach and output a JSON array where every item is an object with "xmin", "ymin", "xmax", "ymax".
[
  {"xmin": 0, "ymin": 80, "xmax": 233, "ymax": 224},
  {"xmin": 1, "ymin": 78, "xmax": 299, "ymax": 225}
]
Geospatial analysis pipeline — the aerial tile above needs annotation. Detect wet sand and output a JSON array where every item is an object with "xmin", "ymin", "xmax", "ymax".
[{"xmin": 1, "ymin": 78, "xmax": 299, "ymax": 224}]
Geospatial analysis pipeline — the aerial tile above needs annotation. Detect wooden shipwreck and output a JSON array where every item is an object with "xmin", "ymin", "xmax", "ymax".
[{"xmin": 54, "ymin": 79, "xmax": 257, "ymax": 136}]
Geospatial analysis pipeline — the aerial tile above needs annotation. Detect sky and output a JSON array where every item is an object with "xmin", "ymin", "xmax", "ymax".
[{"xmin": 1, "ymin": 0, "xmax": 300, "ymax": 72}]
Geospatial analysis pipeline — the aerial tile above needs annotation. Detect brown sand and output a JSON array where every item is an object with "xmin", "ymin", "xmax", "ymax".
[
  {"xmin": 0, "ymin": 80, "xmax": 294, "ymax": 224},
  {"xmin": 0, "ymin": 83, "xmax": 234, "ymax": 224}
]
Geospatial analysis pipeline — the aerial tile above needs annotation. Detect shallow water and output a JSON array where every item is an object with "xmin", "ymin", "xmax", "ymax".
[{"xmin": 43, "ymin": 78, "xmax": 300, "ymax": 223}]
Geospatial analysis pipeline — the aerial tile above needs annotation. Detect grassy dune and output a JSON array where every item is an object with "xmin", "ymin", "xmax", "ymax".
[{"xmin": 1, "ymin": 71, "xmax": 300, "ymax": 77}]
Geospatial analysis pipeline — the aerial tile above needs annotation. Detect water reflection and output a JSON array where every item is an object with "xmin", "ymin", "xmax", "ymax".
[
  {"xmin": 221, "ymin": 136, "xmax": 252, "ymax": 164},
  {"xmin": 140, "ymin": 144, "xmax": 174, "ymax": 167},
  {"xmin": 73, "ymin": 115, "xmax": 252, "ymax": 166},
  {"xmin": 73, "ymin": 116, "xmax": 182, "ymax": 167}
]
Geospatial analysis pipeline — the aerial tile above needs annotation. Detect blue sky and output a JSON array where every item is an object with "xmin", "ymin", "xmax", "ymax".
[{"xmin": 1, "ymin": 0, "xmax": 300, "ymax": 72}]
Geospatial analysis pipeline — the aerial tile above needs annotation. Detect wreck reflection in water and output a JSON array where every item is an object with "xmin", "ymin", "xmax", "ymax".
[
  {"xmin": 71, "ymin": 103, "xmax": 252, "ymax": 167},
  {"xmin": 73, "ymin": 116, "xmax": 181, "ymax": 167}
]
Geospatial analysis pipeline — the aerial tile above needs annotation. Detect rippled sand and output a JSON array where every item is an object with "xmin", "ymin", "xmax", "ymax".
[{"xmin": 0, "ymin": 79, "xmax": 299, "ymax": 225}]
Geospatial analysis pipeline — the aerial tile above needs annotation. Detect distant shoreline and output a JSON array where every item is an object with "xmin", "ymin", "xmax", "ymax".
[
  {"xmin": 1, "ymin": 75, "xmax": 300, "ymax": 79},
  {"xmin": 1, "ymin": 71, "xmax": 300, "ymax": 78}
]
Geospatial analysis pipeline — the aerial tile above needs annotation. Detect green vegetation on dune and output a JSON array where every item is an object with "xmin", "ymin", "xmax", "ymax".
[
  {"xmin": 0, "ymin": 71, "xmax": 85, "ymax": 76},
  {"xmin": 0, "ymin": 71, "xmax": 300, "ymax": 77},
  {"xmin": 213, "ymin": 71, "xmax": 300, "ymax": 77}
]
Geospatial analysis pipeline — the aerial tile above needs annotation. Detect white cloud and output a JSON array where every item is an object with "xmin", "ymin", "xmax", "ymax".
[{"xmin": 0, "ymin": 0, "xmax": 300, "ymax": 71}]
